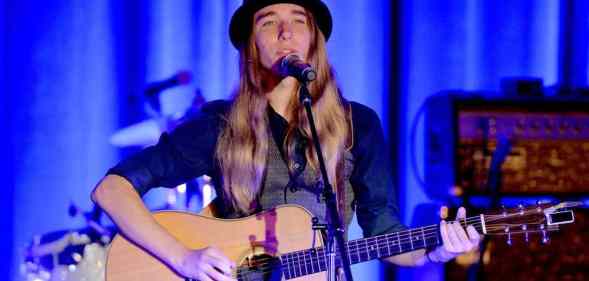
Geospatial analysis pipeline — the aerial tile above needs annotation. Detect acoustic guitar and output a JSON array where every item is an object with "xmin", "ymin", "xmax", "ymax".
[{"xmin": 106, "ymin": 202, "xmax": 580, "ymax": 280}]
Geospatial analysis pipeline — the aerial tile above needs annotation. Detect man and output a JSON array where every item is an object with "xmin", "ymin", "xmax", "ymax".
[{"xmin": 92, "ymin": 1, "xmax": 480, "ymax": 280}]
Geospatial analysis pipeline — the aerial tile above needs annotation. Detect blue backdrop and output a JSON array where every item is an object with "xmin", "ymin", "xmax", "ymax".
[
  {"xmin": 2, "ymin": 1, "xmax": 588, "ymax": 280},
  {"xmin": 2, "ymin": 1, "xmax": 391, "ymax": 280}
]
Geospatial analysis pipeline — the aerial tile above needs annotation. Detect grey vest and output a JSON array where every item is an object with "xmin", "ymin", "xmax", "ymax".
[{"xmin": 259, "ymin": 133, "xmax": 356, "ymax": 233}]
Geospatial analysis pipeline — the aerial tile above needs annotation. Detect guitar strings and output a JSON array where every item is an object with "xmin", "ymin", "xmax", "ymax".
[
  {"xmin": 233, "ymin": 207, "xmax": 555, "ymax": 278},
  {"xmin": 235, "ymin": 227, "xmax": 560, "ymax": 280},
  {"xmin": 235, "ymin": 216, "xmax": 483, "ymax": 278},
  {"xmin": 232, "ymin": 214, "xmax": 555, "ymax": 279},
  {"xmin": 234, "ymin": 229, "xmax": 558, "ymax": 280},
  {"xmin": 238, "ymin": 216, "xmax": 549, "ymax": 275},
  {"xmin": 237, "ymin": 209, "xmax": 549, "ymax": 272}
]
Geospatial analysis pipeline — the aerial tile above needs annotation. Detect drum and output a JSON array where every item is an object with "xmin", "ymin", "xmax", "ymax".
[{"xmin": 21, "ymin": 227, "xmax": 113, "ymax": 281}]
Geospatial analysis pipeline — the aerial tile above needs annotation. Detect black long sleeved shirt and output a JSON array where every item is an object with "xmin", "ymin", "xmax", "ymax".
[{"xmin": 108, "ymin": 100, "xmax": 405, "ymax": 237}]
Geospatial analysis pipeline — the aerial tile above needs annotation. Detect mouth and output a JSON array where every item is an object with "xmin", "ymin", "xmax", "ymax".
[{"xmin": 276, "ymin": 48, "xmax": 297, "ymax": 57}]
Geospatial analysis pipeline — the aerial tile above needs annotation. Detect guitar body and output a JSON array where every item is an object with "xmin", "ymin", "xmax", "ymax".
[{"xmin": 106, "ymin": 205, "xmax": 326, "ymax": 280}]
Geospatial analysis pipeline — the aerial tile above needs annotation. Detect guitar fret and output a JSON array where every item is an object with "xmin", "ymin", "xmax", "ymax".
[
  {"xmin": 389, "ymin": 233, "xmax": 397, "ymax": 254},
  {"xmin": 369, "ymin": 237, "xmax": 374, "ymax": 258},
  {"xmin": 353, "ymin": 240, "xmax": 359, "ymax": 263},
  {"xmin": 425, "ymin": 231, "xmax": 440, "ymax": 248},
  {"xmin": 346, "ymin": 241, "xmax": 353, "ymax": 264},
  {"xmin": 295, "ymin": 251, "xmax": 301, "ymax": 277},
  {"xmin": 287, "ymin": 252, "xmax": 294, "ymax": 278},
  {"xmin": 282, "ymin": 253, "xmax": 292, "ymax": 279},
  {"xmin": 412, "ymin": 229, "xmax": 421, "ymax": 249},
  {"xmin": 301, "ymin": 251, "xmax": 306, "ymax": 276},
  {"xmin": 359, "ymin": 236, "xmax": 362, "ymax": 261},
  {"xmin": 312, "ymin": 253, "xmax": 316, "ymax": 275},
  {"xmin": 366, "ymin": 237, "xmax": 371, "ymax": 260},
  {"xmin": 300, "ymin": 253, "xmax": 304, "ymax": 277},
  {"xmin": 364, "ymin": 238, "xmax": 369, "ymax": 260},
  {"xmin": 323, "ymin": 245, "xmax": 328, "ymax": 274},
  {"xmin": 300, "ymin": 251, "xmax": 305, "ymax": 276},
  {"xmin": 310, "ymin": 250, "xmax": 315, "ymax": 274},
  {"xmin": 388, "ymin": 234, "xmax": 394, "ymax": 255},
  {"xmin": 358, "ymin": 239, "xmax": 365, "ymax": 261},
  {"xmin": 409, "ymin": 230, "xmax": 414, "ymax": 250},
  {"xmin": 313, "ymin": 249, "xmax": 319, "ymax": 273},
  {"xmin": 371, "ymin": 237, "xmax": 377, "ymax": 258},
  {"xmin": 380, "ymin": 235, "xmax": 389, "ymax": 258},
  {"xmin": 302, "ymin": 250, "xmax": 308, "ymax": 276},
  {"xmin": 303, "ymin": 250, "xmax": 308, "ymax": 276},
  {"xmin": 312, "ymin": 249, "xmax": 320, "ymax": 274},
  {"xmin": 309, "ymin": 250, "xmax": 315, "ymax": 274},
  {"xmin": 290, "ymin": 253, "xmax": 296, "ymax": 278},
  {"xmin": 397, "ymin": 231, "xmax": 402, "ymax": 252},
  {"xmin": 421, "ymin": 227, "xmax": 426, "ymax": 246},
  {"xmin": 385, "ymin": 234, "xmax": 391, "ymax": 256},
  {"xmin": 297, "ymin": 250, "xmax": 302, "ymax": 277},
  {"xmin": 376, "ymin": 236, "xmax": 382, "ymax": 258},
  {"xmin": 345, "ymin": 243, "xmax": 352, "ymax": 265},
  {"xmin": 281, "ymin": 254, "xmax": 287, "ymax": 279},
  {"xmin": 321, "ymin": 248, "xmax": 327, "ymax": 271}
]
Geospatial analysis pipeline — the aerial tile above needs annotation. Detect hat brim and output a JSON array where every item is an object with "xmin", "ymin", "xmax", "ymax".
[{"xmin": 229, "ymin": 0, "xmax": 332, "ymax": 49}]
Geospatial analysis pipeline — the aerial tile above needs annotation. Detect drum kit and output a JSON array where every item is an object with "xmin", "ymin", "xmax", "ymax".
[
  {"xmin": 21, "ymin": 204, "xmax": 112, "ymax": 281},
  {"xmin": 20, "ymin": 72, "xmax": 215, "ymax": 281}
]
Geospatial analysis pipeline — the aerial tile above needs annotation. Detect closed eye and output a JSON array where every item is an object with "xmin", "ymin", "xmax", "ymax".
[{"xmin": 262, "ymin": 20, "xmax": 276, "ymax": 27}]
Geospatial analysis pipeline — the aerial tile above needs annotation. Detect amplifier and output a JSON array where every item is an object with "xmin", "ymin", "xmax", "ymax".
[{"xmin": 424, "ymin": 93, "xmax": 589, "ymax": 198}]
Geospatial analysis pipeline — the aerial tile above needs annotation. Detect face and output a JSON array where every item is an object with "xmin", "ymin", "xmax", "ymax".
[{"xmin": 252, "ymin": 3, "xmax": 313, "ymax": 72}]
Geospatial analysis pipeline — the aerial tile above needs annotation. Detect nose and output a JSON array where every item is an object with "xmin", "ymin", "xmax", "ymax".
[{"xmin": 278, "ymin": 21, "xmax": 293, "ymax": 41}]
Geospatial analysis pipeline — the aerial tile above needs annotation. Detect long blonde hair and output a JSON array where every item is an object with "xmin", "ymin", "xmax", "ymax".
[{"xmin": 216, "ymin": 9, "xmax": 350, "ymax": 215}]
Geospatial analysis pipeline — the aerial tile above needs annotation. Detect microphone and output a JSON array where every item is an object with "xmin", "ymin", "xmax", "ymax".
[
  {"xmin": 279, "ymin": 54, "xmax": 317, "ymax": 82},
  {"xmin": 144, "ymin": 70, "xmax": 192, "ymax": 97}
]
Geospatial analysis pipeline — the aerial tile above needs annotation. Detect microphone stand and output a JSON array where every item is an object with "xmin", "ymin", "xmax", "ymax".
[
  {"xmin": 471, "ymin": 136, "xmax": 511, "ymax": 281},
  {"xmin": 298, "ymin": 82, "xmax": 354, "ymax": 281}
]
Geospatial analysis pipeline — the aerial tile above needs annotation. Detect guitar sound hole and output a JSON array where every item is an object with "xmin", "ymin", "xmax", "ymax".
[{"xmin": 237, "ymin": 254, "xmax": 282, "ymax": 281}]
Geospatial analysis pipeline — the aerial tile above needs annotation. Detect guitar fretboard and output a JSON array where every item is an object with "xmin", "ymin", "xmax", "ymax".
[{"xmin": 279, "ymin": 216, "xmax": 483, "ymax": 279}]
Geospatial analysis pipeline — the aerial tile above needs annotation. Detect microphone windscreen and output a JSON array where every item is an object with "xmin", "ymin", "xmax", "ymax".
[{"xmin": 175, "ymin": 70, "xmax": 193, "ymax": 85}]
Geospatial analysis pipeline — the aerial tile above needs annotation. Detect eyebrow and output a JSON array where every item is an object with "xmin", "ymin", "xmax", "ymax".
[{"xmin": 254, "ymin": 9, "xmax": 308, "ymax": 24}]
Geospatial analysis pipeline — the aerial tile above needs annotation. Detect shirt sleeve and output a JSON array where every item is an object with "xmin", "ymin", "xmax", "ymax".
[
  {"xmin": 349, "ymin": 102, "xmax": 406, "ymax": 237},
  {"xmin": 107, "ymin": 100, "xmax": 229, "ymax": 196}
]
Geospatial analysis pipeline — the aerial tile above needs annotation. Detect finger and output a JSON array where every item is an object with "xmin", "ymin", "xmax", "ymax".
[
  {"xmin": 439, "ymin": 221, "xmax": 456, "ymax": 252},
  {"xmin": 456, "ymin": 207, "xmax": 466, "ymax": 220},
  {"xmin": 466, "ymin": 225, "xmax": 482, "ymax": 245},
  {"xmin": 204, "ymin": 264, "xmax": 236, "ymax": 281},
  {"xmin": 446, "ymin": 222, "xmax": 465, "ymax": 252},
  {"xmin": 207, "ymin": 255, "xmax": 234, "ymax": 276},
  {"xmin": 453, "ymin": 222, "xmax": 474, "ymax": 251},
  {"xmin": 207, "ymin": 247, "xmax": 236, "ymax": 267},
  {"xmin": 207, "ymin": 247, "xmax": 236, "ymax": 271},
  {"xmin": 196, "ymin": 272, "xmax": 214, "ymax": 281},
  {"xmin": 439, "ymin": 206, "xmax": 449, "ymax": 220}
]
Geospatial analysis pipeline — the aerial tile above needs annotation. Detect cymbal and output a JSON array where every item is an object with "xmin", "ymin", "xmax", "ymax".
[
  {"xmin": 109, "ymin": 118, "xmax": 163, "ymax": 147},
  {"xmin": 110, "ymin": 89, "xmax": 206, "ymax": 148}
]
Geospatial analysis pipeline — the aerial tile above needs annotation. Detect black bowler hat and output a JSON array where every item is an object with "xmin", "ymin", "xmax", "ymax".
[{"xmin": 229, "ymin": 0, "xmax": 333, "ymax": 49}]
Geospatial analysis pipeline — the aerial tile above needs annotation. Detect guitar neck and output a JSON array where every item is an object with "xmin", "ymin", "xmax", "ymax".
[{"xmin": 280, "ymin": 215, "xmax": 484, "ymax": 279}]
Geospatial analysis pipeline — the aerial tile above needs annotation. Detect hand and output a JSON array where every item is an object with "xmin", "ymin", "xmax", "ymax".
[
  {"xmin": 428, "ymin": 206, "xmax": 481, "ymax": 263},
  {"xmin": 174, "ymin": 247, "xmax": 237, "ymax": 281}
]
